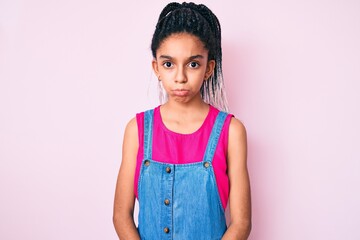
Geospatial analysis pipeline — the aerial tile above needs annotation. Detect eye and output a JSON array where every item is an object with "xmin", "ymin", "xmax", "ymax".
[
  {"xmin": 163, "ymin": 61, "xmax": 173, "ymax": 68},
  {"xmin": 188, "ymin": 61, "xmax": 200, "ymax": 68}
]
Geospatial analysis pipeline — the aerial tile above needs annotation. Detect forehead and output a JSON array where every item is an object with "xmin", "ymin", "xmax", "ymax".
[{"xmin": 156, "ymin": 33, "xmax": 208, "ymax": 58}]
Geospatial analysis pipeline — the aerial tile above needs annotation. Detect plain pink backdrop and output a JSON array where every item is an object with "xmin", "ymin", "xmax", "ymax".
[{"xmin": 1, "ymin": 0, "xmax": 359, "ymax": 239}]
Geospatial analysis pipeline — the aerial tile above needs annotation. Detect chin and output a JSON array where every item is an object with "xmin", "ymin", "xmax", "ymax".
[{"xmin": 171, "ymin": 96, "xmax": 191, "ymax": 103}]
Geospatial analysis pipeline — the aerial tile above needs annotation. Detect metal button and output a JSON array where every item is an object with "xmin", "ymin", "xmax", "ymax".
[
  {"xmin": 203, "ymin": 162, "xmax": 210, "ymax": 168},
  {"xmin": 165, "ymin": 166, "xmax": 171, "ymax": 173},
  {"xmin": 164, "ymin": 199, "xmax": 170, "ymax": 205},
  {"xmin": 164, "ymin": 227, "xmax": 170, "ymax": 234},
  {"xmin": 144, "ymin": 160, "xmax": 150, "ymax": 166}
]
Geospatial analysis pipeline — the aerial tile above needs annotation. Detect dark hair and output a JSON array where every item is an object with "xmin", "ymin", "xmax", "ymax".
[{"xmin": 151, "ymin": 2, "xmax": 228, "ymax": 111}]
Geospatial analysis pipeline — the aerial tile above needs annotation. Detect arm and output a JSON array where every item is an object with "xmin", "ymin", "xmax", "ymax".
[
  {"xmin": 222, "ymin": 117, "xmax": 252, "ymax": 240},
  {"xmin": 113, "ymin": 117, "xmax": 141, "ymax": 240}
]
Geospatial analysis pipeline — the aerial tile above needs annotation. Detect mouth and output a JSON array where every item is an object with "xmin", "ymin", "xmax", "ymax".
[{"xmin": 172, "ymin": 89, "xmax": 190, "ymax": 97}]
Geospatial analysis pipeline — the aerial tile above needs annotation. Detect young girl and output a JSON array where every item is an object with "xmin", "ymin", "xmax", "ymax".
[{"xmin": 113, "ymin": 2, "xmax": 251, "ymax": 239}]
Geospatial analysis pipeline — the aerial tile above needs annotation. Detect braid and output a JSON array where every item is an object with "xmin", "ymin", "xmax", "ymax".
[
  {"xmin": 157, "ymin": 2, "xmax": 181, "ymax": 26},
  {"xmin": 183, "ymin": 3, "xmax": 226, "ymax": 111},
  {"xmin": 151, "ymin": 2, "xmax": 229, "ymax": 112}
]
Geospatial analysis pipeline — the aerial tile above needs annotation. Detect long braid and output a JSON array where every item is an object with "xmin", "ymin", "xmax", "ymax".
[{"xmin": 185, "ymin": 3, "xmax": 228, "ymax": 112}]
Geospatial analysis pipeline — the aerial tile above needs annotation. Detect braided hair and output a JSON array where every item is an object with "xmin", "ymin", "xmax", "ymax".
[{"xmin": 151, "ymin": 2, "xmax": 229, "ymax": 112}]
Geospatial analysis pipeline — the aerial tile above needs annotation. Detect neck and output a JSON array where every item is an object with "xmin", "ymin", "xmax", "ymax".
[
  {"xmin": 162, "ymin": 96, "xmax": 208, "ymax": 115},
  {"xmin": 159, "ymin": 96, "xmax": 211, "ymax": 134}
]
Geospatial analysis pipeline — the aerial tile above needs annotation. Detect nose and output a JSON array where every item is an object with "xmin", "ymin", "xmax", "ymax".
[{"xmin": 175, "ymin": 67, "xmax": 187, "ymax": 83}]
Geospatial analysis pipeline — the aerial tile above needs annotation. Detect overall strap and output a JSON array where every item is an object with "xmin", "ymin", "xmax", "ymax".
[
  {"xmin": 143, "ymin": 109, "xmax": 154, "ymax": 160},
  {"xmin": 202, "ymin": 111, "xmax": 228, "ymax": 163}
]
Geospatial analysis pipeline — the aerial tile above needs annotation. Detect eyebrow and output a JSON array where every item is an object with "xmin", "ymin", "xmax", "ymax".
[{"xmin": 159, "ymin": 54, "xmax": 205, "ymax": 60}]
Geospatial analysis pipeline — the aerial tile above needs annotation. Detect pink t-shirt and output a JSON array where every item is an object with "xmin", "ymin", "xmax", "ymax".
[{"xmin": 134, "ymin": 105, "xmax": 232, "ymax": 209}]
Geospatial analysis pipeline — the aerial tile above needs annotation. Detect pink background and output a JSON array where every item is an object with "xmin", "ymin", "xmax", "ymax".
[{"xmin": 1, "ymin": 0, "xmax": 359, "ymax": 239}]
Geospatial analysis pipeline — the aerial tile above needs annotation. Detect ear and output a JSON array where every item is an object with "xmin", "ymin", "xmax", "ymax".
[
  {"xmin": 152, "ymin": 59, "xmax": 160, "ymax": 79},
  {"xmin": 205, "ymin": 60, "xmax": 216, "ymax": 80}
]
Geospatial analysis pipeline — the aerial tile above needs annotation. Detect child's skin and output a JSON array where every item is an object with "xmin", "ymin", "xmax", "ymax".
[{"xmin": 113, "ymin": 32, "xmax": 251, "ymax": 240}]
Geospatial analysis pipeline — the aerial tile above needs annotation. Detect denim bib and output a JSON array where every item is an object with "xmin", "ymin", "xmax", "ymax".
[{"xmin": 138, "ymin": 109, "xmax": 227, "ymax": 239}]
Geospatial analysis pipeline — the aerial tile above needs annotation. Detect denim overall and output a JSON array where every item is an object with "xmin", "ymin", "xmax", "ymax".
[{"xmin": 137, "ymin": 109, "xmax": 228, "ymax": 239}]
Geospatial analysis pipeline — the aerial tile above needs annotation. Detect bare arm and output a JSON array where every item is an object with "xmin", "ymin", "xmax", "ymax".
[
  {"xmin": 222, "ymin": 118, "xmax": 252, "ymax": 240},
  {"xmin": 113, "ymin": 117, "xmax": 141, "ymax": 240}
]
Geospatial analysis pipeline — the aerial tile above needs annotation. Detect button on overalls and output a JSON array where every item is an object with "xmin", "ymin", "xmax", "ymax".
[{"xmin": 138, "ymin": 109, "xmax": 228, "ymax": 239}]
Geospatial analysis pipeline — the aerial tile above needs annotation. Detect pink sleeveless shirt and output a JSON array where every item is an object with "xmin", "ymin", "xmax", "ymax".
[{"xmin": 134, "ymin": 105, "xmax": 233, "ymax": 209}]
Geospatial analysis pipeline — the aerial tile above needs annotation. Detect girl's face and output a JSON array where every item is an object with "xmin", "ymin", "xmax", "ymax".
[{"xmin": 152, "ymin": 33, "xmax": 215, "ymax": 104}]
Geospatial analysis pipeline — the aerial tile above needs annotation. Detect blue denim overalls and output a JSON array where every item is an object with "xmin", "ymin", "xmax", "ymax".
[{"xmin": 137, "ymin": 109, "xmax": 228, "ymax": 239}]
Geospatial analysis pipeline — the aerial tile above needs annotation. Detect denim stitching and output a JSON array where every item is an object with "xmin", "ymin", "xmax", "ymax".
[{"xmin": 203, "ymin": 111, "xmax": 227, "ymax": 164}]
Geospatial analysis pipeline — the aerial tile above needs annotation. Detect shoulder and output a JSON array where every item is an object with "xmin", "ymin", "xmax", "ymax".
[
  {"xmin": 226, "ymin": 117, "xmax": 248, "ymax": 172},
  {"xmin": 124, "ymin": 106, "xmax": 155, "ymax": 142},
  {"xmin": 229, "ymin": 117, "xmax": 247, "ymax": 139},
  {"xmin": 124, "ymin": 117, "xmax": 138, "ymax": 141},
  {"xmin": 126, "ymin": 106, "xmax": 157, "ymax": 132},
  {"xmin": 134, "ymin": 106, "xmax": 160, "ymax": 123},
  {"xmin": 227, "ymin": 117, "xmax": 247, "ymax": 155},
  {"xmin": 126, "ymin": 117, "xmax": 137, "ymax": 130}
]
